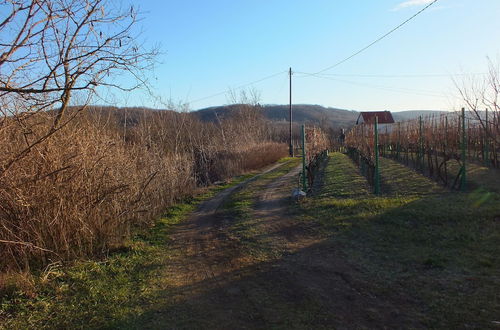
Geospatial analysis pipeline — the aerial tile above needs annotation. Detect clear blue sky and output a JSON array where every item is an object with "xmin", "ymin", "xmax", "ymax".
[{"xmin": 117, "ymin": 0, "xmax": 500, "ymax": 111}]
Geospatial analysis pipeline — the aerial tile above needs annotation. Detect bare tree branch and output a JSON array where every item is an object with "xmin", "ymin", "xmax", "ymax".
[{"xmin": 0, "ymin": 0, "xmax": 158, "ymax": 175}]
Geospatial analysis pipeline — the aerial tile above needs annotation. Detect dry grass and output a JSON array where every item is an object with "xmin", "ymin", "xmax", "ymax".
[{"xmin": 0, "ymin": 107, "xmax": 287, "ymax": 272}]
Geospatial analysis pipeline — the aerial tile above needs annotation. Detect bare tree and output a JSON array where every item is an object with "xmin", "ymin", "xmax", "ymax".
[
  {"xmin": 0, "ymin": 0, "xmax": 157, "ymax": 175},
  {"xmin": 226, "ymin": 87, "xmax": 261, "ymax": 106},
  {"xmin": 455, "ymin": 57, "xmax": 500, "ymax": 144},
  {"xmin": 0, "ymin": 0, "xmax": 157, "ymax": 121},
  {"xmin": 225, "ymin": 87, "xmax": 267, "ymax": 144}
]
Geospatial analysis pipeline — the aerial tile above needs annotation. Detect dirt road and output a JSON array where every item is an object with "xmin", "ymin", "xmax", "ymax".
[{"xmin": 163, "ymin": 161, "xmax": 293, "ymax": 285}]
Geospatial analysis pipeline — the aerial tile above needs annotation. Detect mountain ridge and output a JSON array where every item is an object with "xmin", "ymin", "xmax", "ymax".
[{"xmin": 194, "ymin": 104, "xmax": 447, "ymax": 129}]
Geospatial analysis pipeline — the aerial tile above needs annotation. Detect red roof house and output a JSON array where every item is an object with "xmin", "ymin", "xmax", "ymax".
[{"xmin": 356, "ymin": 111, "xmax": 395, "ymax": 125}]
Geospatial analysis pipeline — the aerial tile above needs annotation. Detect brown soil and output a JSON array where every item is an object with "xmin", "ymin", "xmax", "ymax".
[{"xmin": 131, "ymin": 161, "xmax": 424, "ymax": 329}]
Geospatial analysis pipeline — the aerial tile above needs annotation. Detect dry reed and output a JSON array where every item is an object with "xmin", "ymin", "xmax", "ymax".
[{"xmin": 0, "ymin": 106, "xmax": 287, "ymax": 271}]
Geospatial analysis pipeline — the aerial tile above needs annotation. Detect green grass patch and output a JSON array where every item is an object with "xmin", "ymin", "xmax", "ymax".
[
  {"xmin": 379, "ymin": 157, "xmax": 445, "ymax": 196},
  {"xmin": 319, "ymin": 152, "xmax": 371, "ymax": 198},
  {"xmin": 297, "ymin": 153, "xmax": 500, "ymax": 328},
  {"xmin": 383, "ymin": 152, "xmax": 500, "ymax": 193}
]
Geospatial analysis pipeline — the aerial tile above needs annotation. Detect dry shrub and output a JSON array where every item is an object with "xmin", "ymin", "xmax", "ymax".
[
  {"xmin": 305, "ymin": 127, "xmax": 329, "ymax": 163},
  {"xmin": 210, "ymin": 142, "xmax": 288, "ymax": 181},
  {"xmin": 239, "ymin": 142, "xmax": 289, "ymax": 171},
  {"xmin": 0, "ymin": 106, "xmax": 287, "ymax": 271},
  {"xmin": 0, "ymin": 112, "xmax": 194, "ymax": 270}
]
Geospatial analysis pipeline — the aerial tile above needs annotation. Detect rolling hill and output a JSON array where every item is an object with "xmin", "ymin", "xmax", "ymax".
[
  {"xmin": 74, "ymin": 105, "xmax": 449, "ymax": 131},
  {"xmin": 194, "ymin": 104, "xmax": 447, "ymax": 129}
]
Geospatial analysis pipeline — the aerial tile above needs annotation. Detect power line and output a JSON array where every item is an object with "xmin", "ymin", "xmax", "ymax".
[
  {"xmin": 311, "ymin": 0, "xmax": 439, "ymax": 75},
  {"xmin": 295, "ymin": 71, "xmax": 488, "ymax": 79},
  {"xmin": 188, "ymin": 70, "xmax": 287, "ymax": 105},
  {"xmin": 187, "ymin": 1, "xmax": 441, "ymax": 106},
  {"xmin": 275, "ymin": 72, "xmax": 290, "ymax": 95},
  {"xmin": 306, "ymin": 73, "xmax": 457, "ymax": 99}
]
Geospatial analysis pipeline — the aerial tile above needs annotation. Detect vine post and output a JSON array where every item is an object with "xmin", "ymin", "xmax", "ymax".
[
  {"xmin": 460, "ymin": 108, "xmax": 467, "ymax": 191},
  {"xmin": 397, "ymin": 122, "xmax": 401, "ymax": 161},
  {"xmin": 419, "ymin": 116, "xmax": 424, "ymax": 172},
  {"xmin": 301, "ymin": 124, "xmax": 307, "ymax": 192},
  {"xmin": 484, "ymin": 108, "xmax": 490, "ymax": 167},
  {"xmin": 444, "ymin": 115, "xmax": 448, "ymax": 185},
  {"xmin": 374, "ymin": 117, "xmax": 380, "ymax": 195}
]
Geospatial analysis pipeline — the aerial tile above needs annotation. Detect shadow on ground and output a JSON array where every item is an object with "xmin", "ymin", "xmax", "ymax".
[{"xmin": 111, "ymin": 236, "xmax": 425, "ymax": 330}]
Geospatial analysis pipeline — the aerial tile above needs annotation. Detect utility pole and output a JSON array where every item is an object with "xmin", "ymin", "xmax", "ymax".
[{"xmin": 289, "ymin": 67, "xmax": 293, "ymax": 157}]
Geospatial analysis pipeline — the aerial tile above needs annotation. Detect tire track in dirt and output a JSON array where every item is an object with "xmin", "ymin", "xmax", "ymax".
[
  {"xmin": 257, "ymin": 164, "xmax": 301, "ymax": 211},
  {"xmin": 164, "ymin": 160, "xmax": 296, "ymax": 287},
  {"xmin": 251, "ymin": 164, "xmax": 317, "ymax": 247}
]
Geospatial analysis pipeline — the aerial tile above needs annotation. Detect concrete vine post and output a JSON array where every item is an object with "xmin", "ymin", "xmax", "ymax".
[
  {"xmin": 419, "ymin": 116, "xmax": 424, "ymax": 172},
  {"xmin": 374, "ymin": 117, "xmax": 380, "ymax": 195},
  {"xmin": 461, "ymin": 108, "xmax": 467, "ymax": 191},
  {"xmin": 485, "ymin": 108, "xmax": 490, "ymax": 167},
  {"xmin": 301, "ymin": 124, "xmax": 307, "ymax": 192},
  {"xmin": 397, "ymin": 122, "xmax": 401, "ymax": 161}
]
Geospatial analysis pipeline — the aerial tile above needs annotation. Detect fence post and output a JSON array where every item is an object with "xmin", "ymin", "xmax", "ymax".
[
  {"xmin": 374, "ymin": 117, "xmax": 380, "ymax": 195},
  {"xmin": 444, "ymin": 115, "xmax": 448, "ymax": 186},
  {"xmin": 397, "ymin": 122, "xmax": 401, "ymax": 161},
  {"xmin": 301, "ymin": 124, "xmax": 307, "ymax": 192},
  {"xmin": 460, "ymin": 108, "xmax": 467, "ymax": 191},
  {"xmin": 384, "ymin": 125, "xmax": 388, "ymax": 157},
  {"xmin": 485, "ymin": 108, "xmax": 490, "ymax": 167},
  {"xmin": 419, "ymin": 115, "xmax": 423, "ymax": 172}
]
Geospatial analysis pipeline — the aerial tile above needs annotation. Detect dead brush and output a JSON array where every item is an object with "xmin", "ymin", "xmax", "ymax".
[
  {"xmin": 0, "ymin": 106, "xmax": 288, "ymax": 273},
  {"xmin": 0, "ymin": 112, "xmax": 194, "ymax": 272}
]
